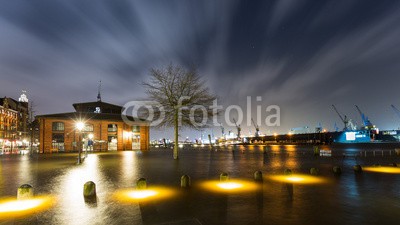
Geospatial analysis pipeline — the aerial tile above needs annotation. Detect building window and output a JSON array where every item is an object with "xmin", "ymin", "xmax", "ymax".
[
  {"xmin": 52, "ymin": 133, "xmax": 65, "ymax": 151},
  {"xmin": 52, "ymin": 122, "xmax": 64, "ymax": 131},
  {"xmin": 108, "ymin": 124, "xmax": 117, "ymax": 132},
  {"xmin": 84, "ymin": 124, "xmax": 94, "ymax": 132},
  {"xmin": 132, "ymin": 126, "xmax": 140, "ymax": 133}
]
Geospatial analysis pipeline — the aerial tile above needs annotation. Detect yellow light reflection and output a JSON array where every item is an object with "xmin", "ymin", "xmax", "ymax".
[
  {"xmin": 127, "ymin": 190, "xmax": 157, "ymax": 199},
  {"xmin": 217, "ymin": 182, "xmax": 243, "ymax": 190},
  {"xmin": 0, "ymin": 196, "xmax": 54, "ymax": 218},
  {"xmin": 201, "ymin": 180, "xmax": 259, "ymax": 193},
  {"xmin": 363, "ymin": 166, "xmax": 400, "ymax": 174},
  {"xmin": 115, "ymin": 187, "xmax": 176, "ymax": 203},
  {"xmin": 269, "ymin": 174, "xmax": 326, "ymax": 184}
]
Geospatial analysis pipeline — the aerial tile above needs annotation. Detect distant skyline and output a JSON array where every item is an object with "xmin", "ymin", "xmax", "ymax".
[{"xmin": 2, "ymin": 0, "xmax": 400, "ymax": 140}]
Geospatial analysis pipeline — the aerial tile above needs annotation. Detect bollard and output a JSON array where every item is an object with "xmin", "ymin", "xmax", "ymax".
[
  {"xmin": 373, "ymin": 151, "xmax": 375, "ymax": 157},
  {"xmin": 254, "ymin": 171, "xmax": 263, "ymax": 183},
  {"xmin": 136, "ymin": 178, "xmax": 147, "ymax": 190},
  {"xmin": 353, "ymin": 165, "xmax": 363, "ymax": 173},
  {"xmin": 284, "ymin": 169, "xmax": 292, "ymax": 175},
  {"xmin": 17, "ymin": 184, "xmax": 33, "ymax": 200},
  {"xmin": 83, "ymin": 181, "xmax": 96, "ymax": 198},
  {"xmin": 180, "ymin": 175, "xmax": 191, "ymax": 188},
  {"xmin": 220, "ymin": 172, "xmax": 229, "ymax": 182},
  {"xmin": 313, "ymin": 146, "xmax": 320, "ymax": 156},
  {"xmin": 332, "ymin": 166, "xmax": 342, "ymax": 175},
  {"xmin": 310, "ymin": 168, "xmax": 319, "ymax": 175}
]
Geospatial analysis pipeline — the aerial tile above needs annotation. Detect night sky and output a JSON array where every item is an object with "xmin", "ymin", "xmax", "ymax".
[{"xmin": 1, "ymin": 0, "xmax": 400, "ymax": 139}]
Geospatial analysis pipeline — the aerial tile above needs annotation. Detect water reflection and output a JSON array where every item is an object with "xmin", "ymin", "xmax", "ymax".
[
  {"xmin": 119, "ymin": 151, "xmax": 138, "ymax": 187},
  {"xmin": 17, "ymin": 155, "xmax": 32, "ymax": 184},
  {"xmin": 0, "ymin": 145, "xmax": 400, "ymax": 224},
  {"xmin": 52, "ymin": 154, "xmax": 111, "ymax": 224}
]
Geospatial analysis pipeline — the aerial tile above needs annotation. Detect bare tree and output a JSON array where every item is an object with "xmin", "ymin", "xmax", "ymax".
[{"xmin": 142, "ymin": 64, "xmax": 217, "ymax": 159}]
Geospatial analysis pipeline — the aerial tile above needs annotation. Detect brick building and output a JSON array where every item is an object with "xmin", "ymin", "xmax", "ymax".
[
  {"xmin": 0, "ymin": 93, "xmax": 29, "ymax": 152},
  {"xmin": 36, "ymin": 101, "xmax": 149, "ymax": 153}
]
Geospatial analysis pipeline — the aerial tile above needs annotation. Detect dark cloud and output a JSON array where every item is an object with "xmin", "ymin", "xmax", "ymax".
[{"xmin": 1, "ymin": 0, "xmax": 400, "ymax": 139}]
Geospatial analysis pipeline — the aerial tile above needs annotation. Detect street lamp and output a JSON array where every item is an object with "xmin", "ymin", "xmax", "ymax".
[
  {"xmin": 76, "ymin": 121, "xmax": 84, "ymax": 164},
  {"xmin": 288, "ymin": 132, "xmax": 293, "ymax": 143}
]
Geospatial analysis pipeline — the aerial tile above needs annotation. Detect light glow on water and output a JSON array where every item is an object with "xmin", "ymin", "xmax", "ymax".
[
  {"xmin": 201, "ymin": 180, "xmax": 259, "ymax": 193},
  {"xmin": 269, "ymin": 174, "xmax": 326, "ymax": 184},
  {"xmin": 363, "ymin": 166, "xmax": 400, "ymax": 174},
  {"xmin": 217, "ymin": 182, "xmax": 243, "ymax": 190},
  {"xmin": 128, "ymin": 190, "xmax": 158, "ymax": 199},
  {"xmin": 115, "ymin": 187, "xmax": 176, "ymax": 202},
  {"xmin": 0, "ymin": 197, "xmax": 54, "ymax": 218}
]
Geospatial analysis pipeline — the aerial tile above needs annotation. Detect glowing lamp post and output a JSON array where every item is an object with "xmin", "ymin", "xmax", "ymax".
[
  {"xmin": 288, "ymin": 132, "xmax": 293, "ymax": 143},
  {"xmin": 76, "ymin": 121, "xmax": 84, "ymax": 164}
]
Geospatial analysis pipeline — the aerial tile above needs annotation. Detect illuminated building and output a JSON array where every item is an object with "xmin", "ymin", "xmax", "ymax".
[
  {"xmin": 0, "ymin": 92, "xmax": 29, "ymax": 152},
  {"xmin": 36, "ymin": 101, "xmax": 150, "ymax": 153}
]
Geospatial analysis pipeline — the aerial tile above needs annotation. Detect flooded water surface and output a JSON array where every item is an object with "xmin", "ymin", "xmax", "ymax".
[{"xmin": 1, "ymin": 144, "xmax": 400, "ymax": 225}]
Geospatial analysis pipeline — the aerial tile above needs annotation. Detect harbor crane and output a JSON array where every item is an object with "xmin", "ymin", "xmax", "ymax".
[
  {"xmin": 355, "ymin": 105, "xmax": 374, "ymax": 129},
  {"xmin": 332, "ymin": 105, "xmax": 356, "ymax": 131},
  {"xmin": 232, "ymin": 118, "xmax": 241, "ymax": 140},
  {"xmin": 391, "ymin": 105, "xmax": 400, "ymax": 127},
  {"xmin": 220, "ymin": 123, "xmax": 225, "ymax": 139},
  {"xmin": 251, "ymin": 118, "xmax": 260, "ymax": 137}
]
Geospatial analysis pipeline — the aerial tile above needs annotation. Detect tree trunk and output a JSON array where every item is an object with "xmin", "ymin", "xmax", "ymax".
[{"xmin": 173, "ymin": 110, "xmax": 179, "ymax": 160}]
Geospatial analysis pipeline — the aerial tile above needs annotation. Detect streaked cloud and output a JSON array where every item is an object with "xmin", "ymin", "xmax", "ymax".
[{"xmin": 1, "ymin": 0, "xmax": 400, "ymax": 138}]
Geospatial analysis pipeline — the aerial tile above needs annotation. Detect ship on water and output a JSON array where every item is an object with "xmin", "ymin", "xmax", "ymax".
[{"xmin": 222, "ymin": 104, "xmax": 400, "ymax": 145}]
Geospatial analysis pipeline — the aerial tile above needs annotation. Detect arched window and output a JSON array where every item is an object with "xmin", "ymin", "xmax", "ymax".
[
  {"xmin": 52, "ymin": 122, "xmax": 64, "ymax": 131},
  {"xmin": 108, "ymin": 124, "xmax": 117, "ymax": 132},
  {"xmin": 84, "ymin": 124, "xmax": 94, "ymax": 132}
]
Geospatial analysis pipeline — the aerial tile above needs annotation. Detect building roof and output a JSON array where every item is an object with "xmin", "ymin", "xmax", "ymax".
[
  {"xmin": 72, "ymin": 101, "xmax": 122, "ymax": 113},
  {"xmin": 36, "ymin": 112, "xmax": 148, "ymax": 124},
  {"xmin": 0, "ymin": 97, "xmax": 28, "ymax": 111}
]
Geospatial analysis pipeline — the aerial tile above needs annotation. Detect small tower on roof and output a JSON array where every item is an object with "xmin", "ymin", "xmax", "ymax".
[
  {"xmin": 97, "ymin": 80, "xmax": 102, "ymax": 102},
  {"xmin": 19, "ymin": 90, "xmax": 29, "ymax": 103}
]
